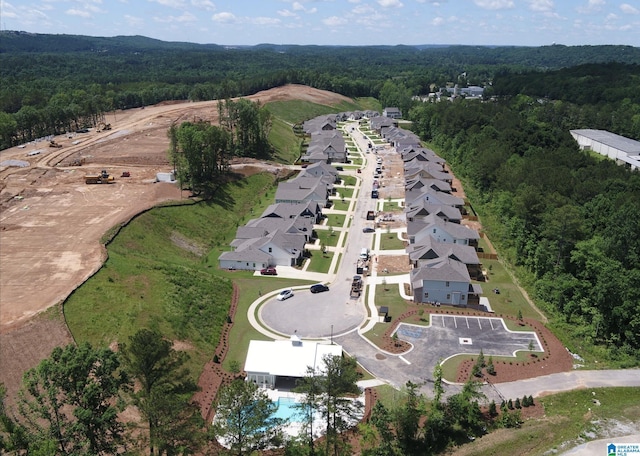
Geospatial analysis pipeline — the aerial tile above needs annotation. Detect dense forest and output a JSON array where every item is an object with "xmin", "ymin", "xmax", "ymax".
[
  {"xmin": 409, "ymin": 90, "xmax": 640, "ymax": 363},
  {"xmin": 2, "ymin": 31, "xmax": 640, "ymax": 149}
]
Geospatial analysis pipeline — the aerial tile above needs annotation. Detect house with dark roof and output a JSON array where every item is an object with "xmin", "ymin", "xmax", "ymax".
[
  {"xmin": 261, "ymin": 201, "xmax": 322, "ymax": 224},
  {"xmin": 405, "ymin": 201, "xmax": 462, "ymax": 224},
  {"xmin": 410, "ymin": 257, "xmax": 482, "ymax": 306},
  {"xmin": 405, "ymin": 188, "xmax": 464, "ymax": 211},
  {"xmin": 405, "ymin": 177, "xmax": 452, "ymax": 194},
  {"xmin": 407, "ymin": 213, "xmax": 479, "ymax": 247},
  {"xmin": 383, "ymin": 107, "xmax": 402, "ymax": 119},
  {"xmin": 370, "ymin": 116, "xmax": 396, "ymax": 135},
  {"xmin": 301, "ymin": 131, "xmax": 347, "ymax": 163},
  {"xmin": 275, "ymin": 176, "xmax": 332, "ymax": 206},
  {"xmin": 302, "ymin": 116, "xmax": 337, "ymax": 135},
  {"xmin": 219, "ymin": 228, "xmax": 306, "ymax": 270},
  {"xmin": 407, "ymin": 235, "xmax": 481, "ymax": 280}
]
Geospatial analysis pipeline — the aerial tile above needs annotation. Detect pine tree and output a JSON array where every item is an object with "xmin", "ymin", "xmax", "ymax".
[
  {"xmin": 489, "ymin": 400, "xmax": 498, "ymax": 417},
  {"xmin": 486, "ymin": 356, "xmax": 496, "ymax": 375}
]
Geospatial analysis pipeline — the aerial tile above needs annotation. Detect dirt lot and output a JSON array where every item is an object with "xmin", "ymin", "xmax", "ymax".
[{"xmin": 0, "ymin": 85, "xmax": 353, "ymax": 401}]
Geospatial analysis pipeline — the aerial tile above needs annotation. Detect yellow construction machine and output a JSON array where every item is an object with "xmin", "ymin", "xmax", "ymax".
[{"xmin": 85, "ymin": 170, "xmax": 115, "ymax": 184}]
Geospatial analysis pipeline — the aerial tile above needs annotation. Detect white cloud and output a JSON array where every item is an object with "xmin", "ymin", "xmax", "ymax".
[
  {"xmin": 620, "ymin": 3, "xmax": 640, "ymax": 15},
  {"xmin": 322, "ymin": 16, "xmax": 348, "ymax": 26},
  {"xmin": 124, "ymin": 14, "xmax": 144, "ymax": 27},
  {"xmin": 148, "ymin": 0, "xmax": 188, "ymax": 8},
  {"xmin": 250, "ymin": 16, "xmax": 281, "ymax": 25},
  {"xmin": 191, "ymin": 0, "xmax": 216, "ymax": 11},
  {"xmin": 66, "ymin": 8, "xmax": 92, "ymax": 18},
  {"xmin": 528, "ymin": 0, "xmax": 553, "ymax": 12},
  {"xmin": 154, "ymin": 11, "xmax": 197, "ymax": 23},
  {"xmin": 431, "ymin": 16, "xmax": 445, "ymax": 26},
  {"xmin": 576, "ymin": 0, "xmax": 605, "ymax": 14},
  {"xmin": 473, "ymin": 0, "xmax": 514, "ymax": 10},
  {"xmin": 352, "ymin": 4, "xmax": 374, "ymax": 14},
  {"xmin": 377, "ymin": 0, "xmax": 403, "ymax": 8},
  {"xmin": 212, "ymin": 12, "xmax": 237, "ymax": 23},
  {"xmin": 278, "ymin": 9, "xmax": 297, "ymax": 17},
  {"xmin": 292, "ymin": 2, "xmax": 305, "ymax": 11}
]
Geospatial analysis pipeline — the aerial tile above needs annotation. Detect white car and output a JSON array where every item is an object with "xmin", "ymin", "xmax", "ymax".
[{"xmin": 277, "ymin": 289, "xmax": 294, "ymax": 301}]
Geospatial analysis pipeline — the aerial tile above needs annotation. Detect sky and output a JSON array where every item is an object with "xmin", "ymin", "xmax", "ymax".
[{"xmin": 1, "ymin": 0, "xmax": 639, "ymax": 47}]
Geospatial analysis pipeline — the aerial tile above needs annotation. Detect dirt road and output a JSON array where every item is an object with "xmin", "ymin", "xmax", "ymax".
[{"xmin": 0, "ymin": 85, "xmax": 352, "ymax": 400}]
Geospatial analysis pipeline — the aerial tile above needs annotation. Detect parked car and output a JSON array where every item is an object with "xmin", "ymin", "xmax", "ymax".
[
  {"xmin": 362, "ymin": 227, "xmax": 375, "ymax": 233},
  {"xmin": 277, "ymin": 289, "xmax": 294, "ymax": 300},
  {"xmin": 310, "ymin": 284, "xmax": 329, "ymax": 294},
  {"xmin": 260, "ymin": 267, "xmax": 277, "ymax": 275},
  {"xmin": 336, "ymin": 166, "xmax": 344, "ymax": 171}
]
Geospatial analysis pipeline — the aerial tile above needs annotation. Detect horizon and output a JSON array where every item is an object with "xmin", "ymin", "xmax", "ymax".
[{"xmin": 1, "ymin": 0, "xmax": 638, "ymax": 48}]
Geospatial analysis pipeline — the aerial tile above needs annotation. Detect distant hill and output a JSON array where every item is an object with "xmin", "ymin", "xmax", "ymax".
[
  {"xmin": 0, "ymin": 31, "xmax": 223, "ymax": 53},
  {"xmin": 2, "ymin": 31, "xmax": 639, "ymax": 69}
]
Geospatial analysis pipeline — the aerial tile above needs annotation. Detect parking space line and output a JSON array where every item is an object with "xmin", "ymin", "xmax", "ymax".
[
  {"xmin": 399, "ymin": 356, "xmax": 411, "ymax": 365},
  {"xmin": 453, "ymin": 317, "xmax": 457, "ymax": 328},
  {"xmin": 465, "ymin": 317, "xmax": 469, "ymax": 328},
  {"xmin": 478, "ymin": 318, "xmax": 482, "ymax": 329},
  {"xmin": 489, "ymin": 319, "xmax": 495, "ymax": 330}
]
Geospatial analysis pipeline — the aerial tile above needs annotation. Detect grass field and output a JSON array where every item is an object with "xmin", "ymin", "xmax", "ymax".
[
  {"xmin": 305, "ymin": 250, "xmax": 334, "ymax": 273},
  {"xmin": 65, "ymin": 173, "xmax": 279, "ymax": 378},
  {"xmin": 316, "ymin": 228, "xmax": 341, "ymax": 247},
  {"xmin": 380, "ymin": 232, "xmax": 406, "ymax": 250}
]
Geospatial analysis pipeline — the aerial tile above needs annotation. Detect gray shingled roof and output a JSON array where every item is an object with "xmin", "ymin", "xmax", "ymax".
[
  {"xmin": 410, "ymin": 257, "xmax": 470, "ymax": 287},
  {"xmin": 407, "ymin": 235, "xmax": 479, "ymax": 265},
  {"xmin": 407, "ymin": 213, "xmax": 479, "ymax": 239}
]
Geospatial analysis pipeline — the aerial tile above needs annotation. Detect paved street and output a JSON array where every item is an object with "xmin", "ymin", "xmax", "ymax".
[{"xmin": 247, "ymin": 119, "xmax": 640, "ymax": 410}]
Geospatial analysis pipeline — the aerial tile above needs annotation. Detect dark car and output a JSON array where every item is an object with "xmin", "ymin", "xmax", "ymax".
[
  {"xmin": 310, "ymin": 284, "xmax": 329, "ymax": 294},
  {"xmin": 362, "ymin": 227, "xmax": 375, "ymax": 233},
  {"xmin": 260, "ymin": 267, "xmax": 277, "ymax": 275},
  {"xmin": 336, "ymin": 166, "xmax": 344, "ymax": 171}
]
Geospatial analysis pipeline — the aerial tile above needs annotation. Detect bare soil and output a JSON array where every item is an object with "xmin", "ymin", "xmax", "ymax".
[
  {"xmin": 0, "ymin": 85, "xmax": 570, "ymax": 433},
  {"xmin": 0, "ymin": 85, "xmax": 353, "ymax": 403}
]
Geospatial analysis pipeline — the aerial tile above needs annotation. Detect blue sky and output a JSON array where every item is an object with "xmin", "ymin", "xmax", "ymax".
[{"xmin": 1, "ymin": 0, "xmax": 638, "ymax": 46}]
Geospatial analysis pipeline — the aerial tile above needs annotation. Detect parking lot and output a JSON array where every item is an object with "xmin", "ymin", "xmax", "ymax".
[{"xmin": 397, "ymin": 314, "xmax": 542, "ymax": 362}]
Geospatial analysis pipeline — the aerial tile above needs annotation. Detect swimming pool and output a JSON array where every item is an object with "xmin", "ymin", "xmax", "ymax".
[{"xmin": 272, "ymin": 396, "xmax": 305, "ymax": 422}]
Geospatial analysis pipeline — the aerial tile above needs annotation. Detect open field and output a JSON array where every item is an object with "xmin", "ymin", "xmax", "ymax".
[{"xmin": 0, "ymin": 84, "xmax": 355, "ymax": 402}]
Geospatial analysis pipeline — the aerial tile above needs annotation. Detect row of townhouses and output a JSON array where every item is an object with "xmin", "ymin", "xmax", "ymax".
[
  {"xmin": 367, "ymin": 120, "xmax": 485, "ymax": 309},
  {"xmin": 219, "ymin": 109, "xmax": 380, "ymax": 271},
  {"xmin": 217, "ymin": 162, "xmax": 339, "ymax": 271}
]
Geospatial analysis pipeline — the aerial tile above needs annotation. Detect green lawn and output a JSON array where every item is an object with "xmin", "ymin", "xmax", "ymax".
[
  {"xmin": 325, "ymin": 213, "xmax": 346, "ymax": 228},
  {"xmin": 269, "ymin": 117, "xmax": 300, "ymax": 164},
  {"xmin": 380, "ymin": 232, "xmax": 406, "ymax": 250},
  {"xmin": 330, "ymin": 199, "xmax": 350, "ymax": 211},
  {"xmin": 480, "ymin": 258, "xmax": 537, "ymax": 320},
  {"xmin": 337, "ymin": 187, "xmax": 354, "ymax": 199},
  {"xmin": 342, "ymin": 176, "xmax": 357, "ymax": 186},
  {"xmin": 305, "ymin": 251, "xmax": 334, "ymax": 273},
  {"xmin": 316, "ymin": 228, "xmax": 341, "ymax": 247}
]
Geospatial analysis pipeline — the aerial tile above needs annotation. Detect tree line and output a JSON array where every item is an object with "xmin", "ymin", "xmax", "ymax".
[
  {"xmin": 3, "ymin": 33, "xmax": 640, "ymax": 150},
  {"xmin": 409, "ymin": 91, "xmax": 640, "ymax": 363}
]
